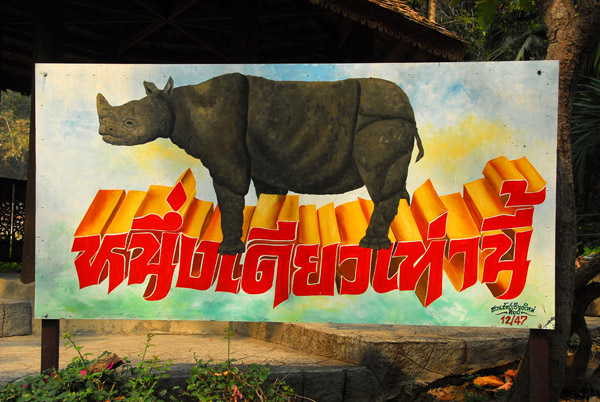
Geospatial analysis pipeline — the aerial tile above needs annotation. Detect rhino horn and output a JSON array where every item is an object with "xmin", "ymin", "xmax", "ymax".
[{"xmin": 96, "ymin": 93, "xmax": 112, "ymax": 113}]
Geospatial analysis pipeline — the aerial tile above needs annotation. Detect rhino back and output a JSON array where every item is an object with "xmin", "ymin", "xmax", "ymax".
[
  {"xmin": 170, "ymin": 73, "xmax": 251, "ymax": 194},
  {"xmin": 246, "ymin": 76, "xmax": 362, "ymax": 193},
  {"xmin": 356, "ymin": 78, "xmax": 415, "ymax": 122}
]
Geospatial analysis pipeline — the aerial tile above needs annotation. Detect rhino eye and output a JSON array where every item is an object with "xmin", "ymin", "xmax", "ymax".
[{"xmin": 124, "ymin": 119, "xmax": 135, "ymax": 127}]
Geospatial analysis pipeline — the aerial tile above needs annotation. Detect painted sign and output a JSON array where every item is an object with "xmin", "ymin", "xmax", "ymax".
[{"xmin": 35, "ymin": 62, "xmax": 557, "ymax": 328}]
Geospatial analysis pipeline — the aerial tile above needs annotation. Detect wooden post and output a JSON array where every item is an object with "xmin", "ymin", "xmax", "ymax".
[
  {"xmin": 28, "ymin": 0, "xmax": 65, "ymax": 374},
  {"xmin": 21, "ymin": 0, "xmax": 65, "ymax": 284},
  {"xmin": 530, "ymin": 329, "xmax": 550, "ymax": 401},
  {"xmin": 41, "ymin": 319, "xmax": 60, "ymax": 372}
]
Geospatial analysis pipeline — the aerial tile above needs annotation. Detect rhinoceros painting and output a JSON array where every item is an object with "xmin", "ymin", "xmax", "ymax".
[
  {"xmin": 96, "ymin": 73, "xmax": 424, "ymax": 255},
  {"xmin": 35, "ymin": 62, "xmax": 558, "ymax": 326}
]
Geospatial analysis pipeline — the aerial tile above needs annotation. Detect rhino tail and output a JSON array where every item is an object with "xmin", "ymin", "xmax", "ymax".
[{"xmin": 414, "ymin": 130, "xmax": 424, "ymax": 162}]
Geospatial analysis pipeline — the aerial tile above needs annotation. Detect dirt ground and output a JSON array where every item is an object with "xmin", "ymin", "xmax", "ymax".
[
  {"xmin": 417, "ymin": 335, "xmax": 600, "ymax": 402},
  {"xmin": 421, "ymin": 370, "xmax": 600, "ymax": 402}
]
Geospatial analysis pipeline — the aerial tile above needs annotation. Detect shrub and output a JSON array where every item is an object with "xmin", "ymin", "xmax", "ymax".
[{"xmin": 0, "ymin": 329, "xmax": 298, "ymax": 402}]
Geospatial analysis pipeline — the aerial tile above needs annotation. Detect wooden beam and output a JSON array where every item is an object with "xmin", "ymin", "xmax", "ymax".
[
  {"xmin": 230, "ymin": 0, "xmax": 258, "ymax": 63},
  {"xmin": 118, "ymin": 0, "xmax": 200, "ymax": 55},
  {"xmin": 383, "ymin": 41, "xmax": 413, "ymax": 62},
  {"xmin": 171, "ymin": 23, "xmax": 231, "ymax": 62},
  {"xmin": 67, "ymin": 0, "xmax": 152, "ymax": 19},
  {"xmin": 117, "ymin": 20, "xmax": 166, "ymax": 54},
  {"xmin": 170, "ymin": 0, "xmax": 201, "ymax": 20}
]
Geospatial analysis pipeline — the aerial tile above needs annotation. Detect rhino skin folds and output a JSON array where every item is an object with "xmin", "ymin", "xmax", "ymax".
[{"xmin": 96, "ymin": 73, "xmax": 424, "ymax": 255}]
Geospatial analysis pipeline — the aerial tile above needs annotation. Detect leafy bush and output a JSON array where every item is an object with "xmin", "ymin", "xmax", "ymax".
[
  {"xmin": 0, "ymin": 332, "xmax": 170, "ymax": 402},
  {"xmin": 0, "ymin": 329, "xmax": 297, "ymax": 402},
  {"xmin": 0, "ymin": 261, "xmax": 21, "ymax": 273},
  {"xmin": 172, "ymin": 327, "xmax": 296, "ymax": 401},
  {"xmin": 174, "ymin": 359, "xmax": 295, "ymax": 401}
]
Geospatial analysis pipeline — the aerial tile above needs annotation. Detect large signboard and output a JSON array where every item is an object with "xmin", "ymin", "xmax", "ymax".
[{"xmin": 35, "ymin": 62, "xmax": 557, "ymax": 328}]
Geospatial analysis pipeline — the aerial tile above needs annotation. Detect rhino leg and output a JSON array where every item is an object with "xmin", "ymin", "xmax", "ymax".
[
  {"xmin": 213, "ymin": 182, "xmax": 246, "ymax": 255},
  {"xmin": 252, "ymin": 177, "xmax": 288, "ymax": 197},
  {"xmin": 353, "ymin": 119, "xmax": 416, "ymax": 249},
  {"xmin": 360, "ymin": 192, "xmax": 403, "ymax": 250}
]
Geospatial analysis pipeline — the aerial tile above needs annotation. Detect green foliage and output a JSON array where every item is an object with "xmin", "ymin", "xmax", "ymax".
[
  {"xmin": 411, "ymin": 0, "xmax": 486, "ymax": 58},
  {"xmin": 481, "ymin": 7, "xmax": 546, "ymax": 62},
  {"xmin": 474, "ymin": 0, "xmax": 533, "ymax": 31},
  {"xmin": 460, "ymin": 382, "xmax": 507, "ymax": 401},
  {"xmin": 1, "ymin": 89, "xmax": 30, "ymax": 120},
  {"xmin": 0, "ymin": 261, "xmax": 21, "ymax": 273},
  {"xmin": 0, "ymin": 331, "xmax": 298, "ymax": 402},
  {"xmin": 583, "ymin": 244, "xmax": 600, "ymax": 256},
  {"xmin": 577, "ymin": 242, "xmax": 600, "ymax": 258},
  {"xmin": 0, "ymin": 365, "xmax": 114, "ymax": 402},
  {"xmin": 0, "ymin": 332, "xmax": 170, "ymax": 402},
  {"xmin": 572, "ymin": 76, "xmax": 600, "ymax": 194},
  {"xmin": 0, "ymin": 351, "xmax": 128, "ymax": 401},
  {"xmin": 172, "ymin": 327, "xmax": 296, "ymax": 401},
  {"xmin": 474, "ymin": 0, "xmax": 502, "ymax": 31},
  {"xmin": 174, "ymin": 359, "xmax": 295, "ymax": 402},
  {"xmin": 570, "ymin": 40, "xmax": 600, "ymax": 239},
  {"xmin": 0, "ymin": 90, "xmax": 30, "ymax": 180},
  {"xmin": 415, "ymin": 0, "xmax": 545, "ymax": 61},
  {"xmin": 126, "ymin": 333, "xmax": 171, "ymax": 401}
]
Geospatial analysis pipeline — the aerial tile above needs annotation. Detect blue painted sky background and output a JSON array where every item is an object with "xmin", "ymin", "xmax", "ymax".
[{"xmin": 35, "ymin": 62, "xmax": 557, "ymax": 328}]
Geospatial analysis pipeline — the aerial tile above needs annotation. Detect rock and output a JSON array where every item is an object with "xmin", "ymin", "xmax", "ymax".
[
  {"xmin": 587, "ymin": 298, "xmax": 600, "ymax": 316},
  {"xmin": 303, "ymin": 368, "xmax": 346, "ymax": 402},
  {"xmin": 582, "ymin": 259, "xmax": 600, "ymax": 316},
  {"xmin": 0, "ymin": 298, "xmax": 32, "ymax": 337},
  {"xmin": 344, "ymin": 367, "xmax": 377, "ymax": 402},
  {"xmin": 232, "ymin": 321, "xmax": 530, "ymax": 401},
  {"xmin": 232, "ymin": 321, "xmax": 528, "ymax": 383}
]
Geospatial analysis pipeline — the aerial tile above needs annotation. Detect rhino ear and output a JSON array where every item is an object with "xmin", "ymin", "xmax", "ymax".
[
  {"xmin": 96, "ymin": 93, "xmax": 112, "ymax": 114},
  {"xmin": 144, "ymin": 81, "xmax": 159, "ymax": 95},
  {"xmin": 163, "ymin": 77, "xmax": 174, "ymax": 96}
]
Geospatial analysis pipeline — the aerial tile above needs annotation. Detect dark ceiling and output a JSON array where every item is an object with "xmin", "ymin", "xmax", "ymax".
[{"xmin": 1, "ymin": 0, "xmax": 467, "ymax": 94}]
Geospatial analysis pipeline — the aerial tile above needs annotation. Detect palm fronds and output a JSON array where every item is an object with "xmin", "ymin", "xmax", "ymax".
[{"xmin": 572, "ymin": 76, "xmax": 600, "ymax": 194}]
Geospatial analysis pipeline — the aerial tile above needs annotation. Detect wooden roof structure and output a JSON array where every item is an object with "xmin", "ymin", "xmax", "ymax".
[{"xmin": 2, "ymin": 0, "xmax": 467, "ymax": 94}]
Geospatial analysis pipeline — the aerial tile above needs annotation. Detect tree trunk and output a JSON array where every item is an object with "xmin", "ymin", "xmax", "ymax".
[
  {"xmin": 428, "ymin": 0, "xmax": 437, "ymax": 22},
  {"xmin": 504, "ymin": 0, "xmax": 600, "ymax": 400},
  {"xmin": 565, "ymin": 281, "xmax": 600, "ymax": 391}
]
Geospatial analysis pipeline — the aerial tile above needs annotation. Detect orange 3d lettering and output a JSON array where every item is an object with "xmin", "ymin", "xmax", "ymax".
[{"xmin": 72, "ymin": 156, "xmax": 546, "ymax": 307}]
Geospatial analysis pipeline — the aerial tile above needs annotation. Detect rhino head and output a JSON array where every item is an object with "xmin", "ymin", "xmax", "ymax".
[{"xmin": 97, "ymin": 77, "xmax": 175, "ymax": 145}]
